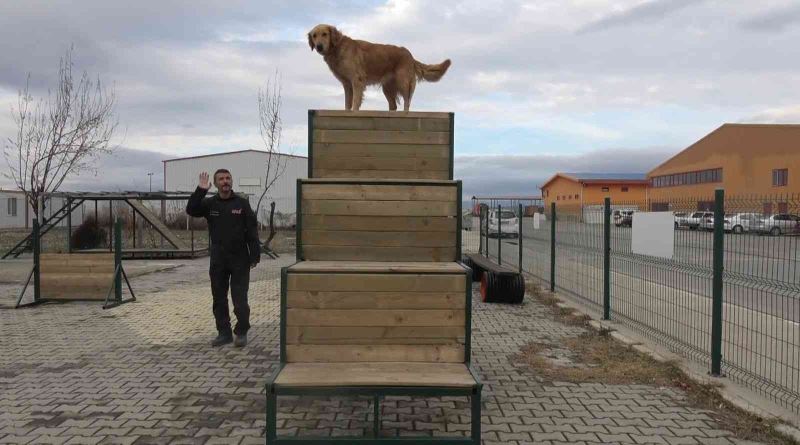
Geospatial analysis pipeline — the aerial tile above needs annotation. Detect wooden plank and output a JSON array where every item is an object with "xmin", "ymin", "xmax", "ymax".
[
  {"xmin": 314, "ymin": 110, "xmax": 451, "ymax": 119},
  {"xmin": 302, "ymin": 245, "xmax": 456, "ymax": 262},
  {"xmin": 287, "ymin": 309, "xmax": 464, "ymax": 327},
  {"xmin": 288, "ymin": 261, "xmax": 466, "ymax": 274},
  {"xmin": 40, "ymin": 265, "xmax": 115, "ymax": 274},
  {"xmin": 313, "ymin": 116, "xmax": 450, "ymax": 131},
  {"xmin": 302, "ymin": 215, "xmax": 456, "ymax": 232},
  {"xmin": 312, "ymin": 156, "xmax": 449, "ymax": 172},
  {"xmin": 286, "ymin": 344, "xmax": 464, "ymax": 363},
  {"xmin": 40, "ymin": 253, "xmax": 114, "ymax": 266},
  {"xmin": 285, "ymin": 328, "xmax": 463, "ymax": 345},
  {"xmin": 313, "ymin": 143, "xmax": 450, "ymax": 158},
  {"xmin": 287, "ymin": 273, "xmax": 465, "ymax": 292},
  {"xmin": 301, "ymin": 230, "xmax": 454, "ymax": 248},
  {"xmin": 285, "ymin": 326, "xmax": 464, "ymax": 343},
  {"xmin": 287, "ymin": 291, "xmax": 466, "ymax": 309},
  {"xmin": 302, "ymin": 184, "xmax": 455, "ymax": 202},
  {"xmin": 302, "ymin": 200, "xmax": 456, "ymax": 217},
  {"xmin": 314, "ymin": 129, "xmax": 449, "ymax": 145},
  {"xmin": 274, "ymin": 362, "xmax": 475, "ymax": 387},
  {"xmin": 40, "ymin": 273, "xmax": 114, "ymax": 286},
  {"xmin": 312, "ymin": 169, "xmax": 449, "ymax": 179}
]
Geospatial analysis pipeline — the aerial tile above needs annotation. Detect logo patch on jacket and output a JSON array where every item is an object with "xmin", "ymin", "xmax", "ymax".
[{"xmin": 231, "ymin": 208, "xmax": 242, "ymax": 215}]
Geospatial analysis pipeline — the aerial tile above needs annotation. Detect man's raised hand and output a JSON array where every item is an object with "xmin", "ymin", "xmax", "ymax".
[{"xmin": 199, "ymin": 172, "xmax": 210, "ymax": 190}]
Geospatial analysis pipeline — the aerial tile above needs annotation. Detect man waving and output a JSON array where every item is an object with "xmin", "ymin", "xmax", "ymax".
[{"xmin": 186, "ymin": 169, "xmax": 260, "ymax": 347}]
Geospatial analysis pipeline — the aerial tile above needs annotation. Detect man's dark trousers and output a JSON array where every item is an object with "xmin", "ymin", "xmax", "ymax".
[{"xmin": 210, "ymin": 245, "xmax": 250, "ymax": 337}]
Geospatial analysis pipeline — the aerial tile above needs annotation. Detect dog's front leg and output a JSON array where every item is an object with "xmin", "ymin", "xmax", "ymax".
[
  {"xmin": 351, "ymin": 80, "xmax": 366, "ymax": 111},
  {"xmin": 343, "ymin": 83, "xmax": 353, "ymax": 110}
]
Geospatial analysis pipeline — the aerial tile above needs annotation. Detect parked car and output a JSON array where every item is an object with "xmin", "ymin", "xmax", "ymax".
[
  {"xmin": 752, "ymin": 214, "xmax": 800, "ymax": 236},
  {"xmin": 699, "ymin": 213, "xmax": 740, "ymax": 232},
  {"xmin": 727, "ymin": 213, "xmax": 763, "ymax": 234},
  {"xmin": 673, "ymin": 212, "xmax": 689, "ymax": 228},
  {"xmin": 613, "ymin": 209, "xmax": 635, "ymax": 227},
  {"xmin": 486, "ymin": 210, "xmax": 519, "ymax": 237},
  {"xmin": 685, "ymin": 211, "xmax": 713, "ymax": 230}
]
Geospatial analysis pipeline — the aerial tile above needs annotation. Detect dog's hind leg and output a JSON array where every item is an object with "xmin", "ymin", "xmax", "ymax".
[
  {"xmin": 382, "ymin": 82, "xmax": 398, "ymax": 111},
  {"xmin": 401, "ymin": 76, "xmax": 416, "ymax": 112}
]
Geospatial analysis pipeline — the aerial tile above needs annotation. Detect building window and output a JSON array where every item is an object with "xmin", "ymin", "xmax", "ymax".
[
  {"xmin": 7, "ymin": 197, "xmax": 17, "ymax": 217},
  {"xmin": 621, "ymin": 187, "xmax": 629, "ymax": 192},
  {"xmin": 575, "ymin": 194, "xmax": 579, "ymax": 199},
  {"xmin": 773, "ymin": 169, "xmax": 788, "ymax": 187},
  {"xmin": 697, "ymin": 201, "xmax": 714, "ymax": 211},
  {"xmin": 601, "ymin": 187, "xmax": 609, "ymax": 192},
  {"xmin": 651, "ymin": 168, "xmax": 722, "ymax": 188},
  {"xmin": 778, "ymin": 202, "xmax": 788, "ymax": 214}
]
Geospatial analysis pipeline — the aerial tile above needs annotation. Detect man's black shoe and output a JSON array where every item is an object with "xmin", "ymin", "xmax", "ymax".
[
  {"xmin": 234, "ymin": 334, "xmax": 248, "ymax": 348},
  {"xmin": 211, "ymin": 335, "xmax": 233, "ymax": 347}
]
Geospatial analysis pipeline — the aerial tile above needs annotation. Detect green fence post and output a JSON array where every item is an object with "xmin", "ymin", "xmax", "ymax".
[
  {"xmin": 115, "ymin": 218, "xmax": 122, "ymax": 302},
  {"xmin": 518, "ymin": 203, "xmax": 523, "ymax": 273},
  {"xmin": 550, "ymin": 203, "xmax": 556, "ymax": 292},
  {"xmin": 497, "ymin": 204, "xmax": 502, "ymax": 265},
  {"xmin": 33, "ymin": 219, "xmax": 41, "ymax": 303},
  {"xmin": 603, "ymin": 197, "xmax": 611, "ymax": 320},
  {"xmin": 711, "ymin": 188, "xmax": 725, "ymax": 376}
]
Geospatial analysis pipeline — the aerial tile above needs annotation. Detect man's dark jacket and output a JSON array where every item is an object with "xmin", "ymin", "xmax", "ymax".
[{"xmin": 186, "ymin": 187, "xmax": 260, "ymax": 265}]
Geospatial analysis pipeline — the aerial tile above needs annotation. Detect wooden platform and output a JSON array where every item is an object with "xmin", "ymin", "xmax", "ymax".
[
  {"xmin": 79, "ymin": 248, "xmax": 207, "ymax": 260},
  {"xmin": 288, "ymin": 261, "xmax": 467, "ymax": 274},
  {"xmin": 299, "ymin": 179, "xmax": 460, "ymax": 262},
  {"xmin": 274, "ymin": 362, "xmax": 475, "ymax": 387},
  {"xmin": 308, "ymin": 111, "xmax": 453, "ymax": 180}
]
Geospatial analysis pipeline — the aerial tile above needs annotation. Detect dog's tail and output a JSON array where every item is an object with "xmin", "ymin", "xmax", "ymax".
[{"xmin": 414, "ymin": 59, "xmax": 451, "ymax": 82}]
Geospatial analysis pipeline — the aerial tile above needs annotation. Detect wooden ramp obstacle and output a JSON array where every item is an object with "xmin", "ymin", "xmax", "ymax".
[
  {"xmin": 266, "ymin": 110, "xmax": 481, "ymax": 444},
  {"xmin": 15, "ymin": 219, "xmax": 136, "ymax": 309}
]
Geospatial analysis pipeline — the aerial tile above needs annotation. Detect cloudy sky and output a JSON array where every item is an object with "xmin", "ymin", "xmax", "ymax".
[{"xmin": 1, "ymin": 0, "xmax": 799, "ymax": 197}]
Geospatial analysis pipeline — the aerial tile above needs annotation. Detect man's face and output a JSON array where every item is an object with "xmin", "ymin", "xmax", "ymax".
[{"xmin": 214, "ymin": 172, "xmax": 232, "ymax": 193}]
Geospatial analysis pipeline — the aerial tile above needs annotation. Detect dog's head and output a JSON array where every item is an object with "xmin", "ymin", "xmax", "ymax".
[{"xmin": 307, "ymin": 24, "xmax": 342, "ymax": 55}]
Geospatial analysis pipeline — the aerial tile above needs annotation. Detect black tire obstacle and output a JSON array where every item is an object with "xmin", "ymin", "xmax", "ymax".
[{"xmin": 465, "ymin": 254, "xmax": 525, "ymax": 304}]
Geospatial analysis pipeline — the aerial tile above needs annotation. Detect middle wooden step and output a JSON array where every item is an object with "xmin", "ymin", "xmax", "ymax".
[{"xmin": 297, "ymin": 178, "xmax": 462, "ymax": 262}]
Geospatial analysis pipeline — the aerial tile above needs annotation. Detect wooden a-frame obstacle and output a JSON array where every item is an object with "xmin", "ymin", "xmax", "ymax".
[{"xmin": 15, "ymin": 218, "xmax": 136, "ymax": 310}]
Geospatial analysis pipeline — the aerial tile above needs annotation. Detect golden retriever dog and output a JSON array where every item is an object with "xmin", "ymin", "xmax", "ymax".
[{"xmin": 308, "ymin": 24, "xmax": 451, "ymax": 111}]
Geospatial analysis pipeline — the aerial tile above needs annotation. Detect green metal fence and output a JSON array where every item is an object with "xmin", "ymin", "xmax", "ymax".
[{"xmin": 472, "ymin": 192, "xmax": 800, "ymax": 413}]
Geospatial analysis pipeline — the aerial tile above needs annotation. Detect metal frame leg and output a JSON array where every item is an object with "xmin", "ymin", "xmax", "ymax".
[
  {"xmin": 266, "ymin": 385, "xmax": 277, "ymax": 444},
  {"xmin": 14, "ymin": 266, "xmax": 38, "ymax": 308},
  {"xmin": 373, "ymin": 394, "xmax": 381, "ymax": 438},
  {"xmin": 471, "ymin": 387, "xmax": 481, "ymax": 445}
]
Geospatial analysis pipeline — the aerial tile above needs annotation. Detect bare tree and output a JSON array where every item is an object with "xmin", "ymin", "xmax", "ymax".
[
  {"xmin": 2, "ymin": 46, "xmax": 117, "ymax": 222},
  {"xmin": 255, "ymin": 71, "xmax": 290, "ymax": 255}
]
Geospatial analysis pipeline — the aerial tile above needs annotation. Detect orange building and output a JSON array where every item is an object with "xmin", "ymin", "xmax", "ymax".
[
  {"xmin": 540, "ymin": 173, "xmax": 649, "ymax": 208},
  {"xmin": 647, "ymin": 124, "xmax": 800, "ymax": 212}
]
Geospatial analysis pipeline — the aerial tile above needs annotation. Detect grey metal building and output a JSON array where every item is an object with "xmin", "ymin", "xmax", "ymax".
[{"xmin": 163, "ymin": 149, "xmax": 307, "ymax": 227}]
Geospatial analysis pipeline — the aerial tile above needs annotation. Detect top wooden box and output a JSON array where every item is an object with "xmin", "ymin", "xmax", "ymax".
[{"xmin": 308, "ymin": 110, "xmax": 454, "ymax": 180}]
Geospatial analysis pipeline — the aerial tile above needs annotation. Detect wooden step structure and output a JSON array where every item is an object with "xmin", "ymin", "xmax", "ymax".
[{"xmin": 266, "ymin": 110, "xmax": 481, "ymax": 444}]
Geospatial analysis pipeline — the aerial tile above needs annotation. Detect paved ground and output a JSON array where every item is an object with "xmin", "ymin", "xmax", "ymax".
[{"xmin": 0, "ymin": 256, "xmax": 772, "ymax": 444}]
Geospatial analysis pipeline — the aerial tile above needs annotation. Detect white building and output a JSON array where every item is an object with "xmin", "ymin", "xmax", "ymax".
[
  {"xmin": 0, "ymin": 189, "xmax": 88, "ymax": 229},
  {"xmin": 0, "ymin": 189, "xmax": 28, "ymax": 229},
  {"xmin": 163, "ymin": 149, "xmax": 308, "ymax": 227}
]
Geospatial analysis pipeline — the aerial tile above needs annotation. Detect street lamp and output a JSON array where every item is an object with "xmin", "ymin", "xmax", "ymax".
[{"xmin": 147, "ymin": 172, "xmax": 154, "ymax": 192}]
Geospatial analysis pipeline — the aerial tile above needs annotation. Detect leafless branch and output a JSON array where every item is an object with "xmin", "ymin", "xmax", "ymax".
[{"xmin": 2, "ymin": 46, "xmax": 118, "ymax": 220}]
